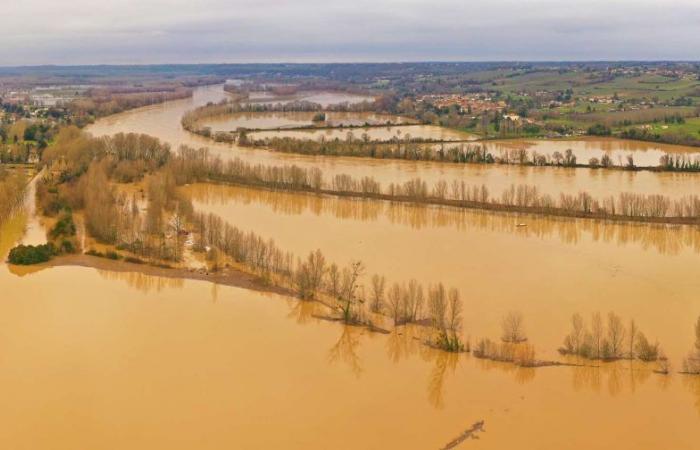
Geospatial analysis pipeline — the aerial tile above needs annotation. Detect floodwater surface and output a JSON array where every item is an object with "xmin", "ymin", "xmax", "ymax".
[
  {"xmin": 184, "ymin": 182, "xmax": 700, "ymax": 364},
  {"xmin": 483, "ymin": 137, "xmax": 700, "ymax": 168},
  {"xmin": 201, "ymin": 111, "xmax": 414, "ymax": 131},
  {"xmin": 249, "ymin": 124, "xmax": 477, "ymax": 142},
  {"xmin": 1, "ymin": 208, "xmax": 699, "ymax": 450}
]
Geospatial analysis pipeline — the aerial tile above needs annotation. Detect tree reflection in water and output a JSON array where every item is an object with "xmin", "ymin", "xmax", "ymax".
[
  {"xmin": 570, "ymin": 360, "xmax": 661, "ymax": 396},
  {"xmin": 186, "ymin": 182, "xmax": 700, "ymax": 257},
  {"xmin": 426, "ymin": 351, "xmax": 459, "ymax": 409},
  {"xmin": 328, "ymin": 325, "xmax": 363, "ymax": 377},
  {"xmin": 97, "ymin": 269, "xmax": 185, "ymax": 293},
  {"xmin": 682, "ymin": 375, "xmax": 700, "ymax": 415},
  {"xmin": 287, "ymin": 298, "xmax": 325, "ymax": 325},
  {"xmin": 473, "ymin": 357, "xmax": 536, "ymax": 385}
]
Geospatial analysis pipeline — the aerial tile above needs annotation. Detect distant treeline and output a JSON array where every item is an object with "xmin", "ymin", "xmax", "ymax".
[
  {"xmin": 570, "ymin": 107, "xmax": 699, "ymax": 128},
  {"xmin": 167, "ymin": 147, "xmax": 700, "ymax": 224},
  {"xmin": 69, "ymin": 84, "xmax": 193, "ymax": 126},
  {"xmin": 620, "ymin": 127, "xmax": 700, "ymax": 148},
  {"xmin": 186, "ymin": 117, "xmax": 700, "ymax": 172},
  {"xmin": 181, "ymin": 98, "xmax": 379, "ymax": 135},
  {"xmin": 243, "ymin": 135, "xmax": 700, "ymax": 171},
  {"xmin": 223, "ymin": 79, "xmax": 372, "ymax": 97}
]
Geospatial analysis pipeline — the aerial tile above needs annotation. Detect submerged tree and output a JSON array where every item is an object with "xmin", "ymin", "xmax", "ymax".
[
  {"xmin": 295, "ymin": 249, "xmax": 327, "ymax": 299},
  {"xmin": 501, "ymin": 311, "xmax": 527, "ymax": 343},
  {"xmin": 338, "ymin": 261, "xmax": 365, "ymax": 323},
  {"xmin": 606, "ymin": 312, "xmax": 626, "ymax": 359},
  {"xmin": 370, "ymin": 274, "xmax": 386, "ymax": 313}
]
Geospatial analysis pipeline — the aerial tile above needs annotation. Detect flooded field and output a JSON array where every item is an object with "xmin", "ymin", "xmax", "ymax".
[
  {"xmin": 183, "ymin": 182, "xmax": 700, "ymax": 363},
  {"xmin": 483, "ymin": 138, "xmax": 700, "ymax": 168},
  {"xmin": 200, "ymin": 111, "xmax": 415, "ymax": 132},
  {"xmin": 249, "ymin": 124, "xmax": 476, "ymax": 142},
  {"xmin": 1, "ymin": 82, "xmax": 699, "ymax": 449},
  {"xmin": 86, "ymin": 85, "xmax": 700, "ymax": 200},
  {"xmin": 246, "ymin": 90, "xmax": 374, "ymax": 106},
  {"xmin": 1, "ymin": 188, "xmax": 699, "ymax": 449}
]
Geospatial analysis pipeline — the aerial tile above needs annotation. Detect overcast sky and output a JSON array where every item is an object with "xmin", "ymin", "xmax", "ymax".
[{"xmin": 3, "ymin": 0, "xmax": 699, "ymax": 65}]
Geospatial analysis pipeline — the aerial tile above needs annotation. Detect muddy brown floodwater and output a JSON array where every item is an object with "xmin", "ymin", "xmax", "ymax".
[
  {"xmin": 183, "ymin": 182, "xmax": 700, "ymax": 363},
  {"xmin": 248, "ymin": 124, "xmax": 477, "ymax": 142},
  {"xmin": 1, "ymin": 84, "xmax": 697, "ymax": 449},
  {"xmin": 2, "ymin": 195, "xmax": 700, "ymax": 450},
  {"xmin": 201, "ymin": 111, "xmax": 416, "ymax": 131}
]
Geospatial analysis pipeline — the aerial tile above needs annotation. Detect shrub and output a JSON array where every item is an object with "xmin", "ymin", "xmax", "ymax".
[
  {"xmin": 587, "ymin": 123, "xmax": 612, "ymax": 136},
  {"xmin": 59, "ymin": 239, "xmax": 76, "ymax": 254},
  {"xmin": 7, "ymin": 244, "xmax": 55, "ymax": 265},
  {"xmin": 635, "ymin": 333, "xmax": 660, "ymax": 361},
  {"xmin": 49, "ymin": 211, "xmax": 77, "ymax": 240}
]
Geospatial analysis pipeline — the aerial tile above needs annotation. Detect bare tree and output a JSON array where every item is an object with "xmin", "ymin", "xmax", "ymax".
[
  {"xmin": 569, "ymin": 313, "xmax": 585, "ymax": 354},
  {"xmin": 428, "ymin": 283, "xmax": 447, "ymax": 332},
  {"xmin": 447, "ymin": 288, "xmax": 463, "ymax": 337},
  {"xmin": 295, "ymin": 249, "xmax": 326, "ymax": 299},
  {"xmin": 591, "ymin": 312, "xmax": 603, "ymax": 359},
  {"xmin": 406, "ymin": 279, "xmax": 424, "ymax": 322},
  {"xmin": 338, "ymin": 261, "xmax": 365, "ymax": 323},
  {"xmin": 169, "ymin": 206, "xmax": 186, "ymax": 261},
  {"xmin": 370, "ymin": 274, "xmax": 386, "ymax": 313},
  {"xmin": 387, "ymin": 283, "xmax": 402, "ymax": 325},
  {"xmin": 501, "ymin": 311, "xmax": 526, "ymax": 343},
  {"xmin": 326, "ymin": 263, "xmax": 340, "ymax": 298},
  {"xmin": 607, "ymin": 312, "xmax": 626, "ymax": 359},
  {"xmin": 628, "ymin": 319, "xmax": 637, "ymax": 359}
]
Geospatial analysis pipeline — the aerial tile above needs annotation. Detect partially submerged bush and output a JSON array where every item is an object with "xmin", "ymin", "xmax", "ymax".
[
  {"xmin": 635, "ymin": 333, "xmax": 660, "ymax": 362},
  {"xmin": 560, "ymin": 312, "xmax": 662, "ymax": 362},
  {"xmin": 474, "ymin": 339, "xmax": 536, "ymax": 367}
]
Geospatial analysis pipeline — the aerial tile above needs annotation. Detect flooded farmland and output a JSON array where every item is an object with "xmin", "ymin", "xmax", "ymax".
[
  {"xmin": 200, "ymin": 111, "xmax": 415, "ymax": 131},
  {"xmin": 86, "ymin": 85, "xmax": 700, "ymax": 200},
  {"xmin": 1, "ymin": 206, "xmax": 699, "ymax": 450},
  {"xmin": 3, "ymin": 83, "xmax": 698, "ymax": 449},
  {"xmin": 183, "ymin": 182, "xmax": 700, "ymax": 363}
]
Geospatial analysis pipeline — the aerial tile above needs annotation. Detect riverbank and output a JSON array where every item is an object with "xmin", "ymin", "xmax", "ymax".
[{"xmin": 29, "ymin": 254, "xmax": 295, "ymax": 297}]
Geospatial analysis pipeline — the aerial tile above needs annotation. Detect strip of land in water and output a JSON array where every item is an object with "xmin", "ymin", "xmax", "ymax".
[{"xmin": 40, "ymin": 254, "xmax": 294, "ymax": 297}]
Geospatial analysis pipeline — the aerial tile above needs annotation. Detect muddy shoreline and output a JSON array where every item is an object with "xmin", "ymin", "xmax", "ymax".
[{"xmin": 43, "ymin": 254, "xmax": 295, "ymax": 297}]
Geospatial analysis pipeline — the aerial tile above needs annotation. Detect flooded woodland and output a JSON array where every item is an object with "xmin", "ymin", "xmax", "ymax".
[
  {"xmin": 2, "ymin": 84, "xmax": 700, "ymax": 449},
  {"xmin": 88, "ymin": 85, "xmax": 700, "ymax": 200}
]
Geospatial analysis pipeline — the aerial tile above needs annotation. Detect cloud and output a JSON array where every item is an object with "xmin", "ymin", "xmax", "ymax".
[{"xmin": 2, "ymin": 0, "xmax": 699, "ymax": 64}]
